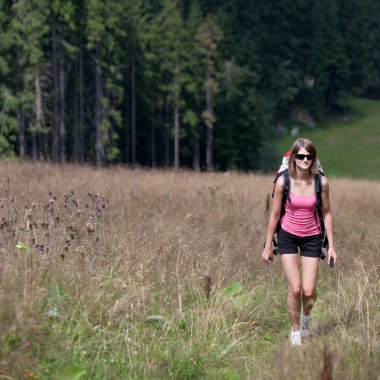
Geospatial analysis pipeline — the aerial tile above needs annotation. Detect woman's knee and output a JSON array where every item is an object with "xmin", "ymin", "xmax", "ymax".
[
  {"xmin": 302, "ymin": 288, "xmax": 317, "ymax": 298},
  {"xmin": 289, "ymin": 286, "xmax": 301, "ymax": 298}
]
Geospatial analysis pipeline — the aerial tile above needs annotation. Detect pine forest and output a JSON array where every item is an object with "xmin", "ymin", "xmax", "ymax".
[{"xmin": 0, "ymin": 0, "xmax": 379, "ymax": 170}]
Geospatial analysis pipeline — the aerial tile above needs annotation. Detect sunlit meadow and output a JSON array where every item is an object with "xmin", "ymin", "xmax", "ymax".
[{"xmin": 0, "ymin": 162, "xmax": 379, "ymax": 379}]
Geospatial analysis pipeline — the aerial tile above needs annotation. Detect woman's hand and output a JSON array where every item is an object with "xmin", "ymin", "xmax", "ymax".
[
  {"xmin": 262, "ymin": 247, "xmax": 274, "ymax": 266},
  {"xmin": 327, "ymin": 246, "xmax": 337, "ymax": 266}
]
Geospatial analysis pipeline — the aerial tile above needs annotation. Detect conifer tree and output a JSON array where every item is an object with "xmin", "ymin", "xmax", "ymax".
[
  {"xmin": 86, "ymin": 0, "xmax": 124, "ymax": 165},
  {"xmin": 183, "ymin": 0, "xmax": 204, "ymax": 170},
  {"xmin": 7, "ymin": 0, "xmax": 49, "ymax": 159},
  {"xmin": 146, "ymin": 0, "xmax": 187, "ymax": 168},
  {"xmin": 123, "ymin": 0, "xmax": 147, "ymax": 165},
  {"xmin": 0, "ymin": 1, "xmax": 18, "ymax": 157},
  {"xmin": 309, "ymin": 0, "xmax": 349, "ymax": 112},
  {"xmin": 195, "ymin": 15, "xmax": 222, "ymax": 171}
]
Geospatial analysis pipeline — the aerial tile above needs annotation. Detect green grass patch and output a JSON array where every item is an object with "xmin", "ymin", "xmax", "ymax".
[{"xmin": 273, "ymin": 98, "xmax": 380, "ymax": 180}]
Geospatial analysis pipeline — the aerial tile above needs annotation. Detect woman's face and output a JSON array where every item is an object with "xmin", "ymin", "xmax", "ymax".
[{"xmin": 294, "ymin": 147, "xmax": 314, "ymax": 171}]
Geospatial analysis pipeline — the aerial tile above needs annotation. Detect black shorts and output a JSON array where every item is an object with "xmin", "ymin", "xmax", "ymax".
[{"xmin": 277, "ymin": 228, "xmax": 323, "ymax": 258}]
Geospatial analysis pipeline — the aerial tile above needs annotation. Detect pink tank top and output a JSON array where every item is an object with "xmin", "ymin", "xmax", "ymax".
[{"xmin": 281, "ymin": 192, "xmax": 321, "ymax": 237}]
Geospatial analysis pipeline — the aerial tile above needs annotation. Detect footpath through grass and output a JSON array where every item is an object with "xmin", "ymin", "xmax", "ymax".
[{"xmin": 273, "ymin": 98, "xmax": 380, "ymax": 180}]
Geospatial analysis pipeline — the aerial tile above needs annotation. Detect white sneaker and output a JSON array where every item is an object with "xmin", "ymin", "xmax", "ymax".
[
  {"xmin": 300, "ymin": 307, "xmax": 312, "ymax": 338},
  {"xmin": 290, "ymin": 329, "xmax": 302, "ymax": 346}
]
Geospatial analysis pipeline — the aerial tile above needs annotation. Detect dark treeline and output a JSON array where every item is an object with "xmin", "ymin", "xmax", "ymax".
[{"xmin": 0, "ymin": 0, "xmax": 379, "ymax": 170}]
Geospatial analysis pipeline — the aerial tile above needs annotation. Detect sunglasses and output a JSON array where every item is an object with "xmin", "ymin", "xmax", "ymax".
[{"xmin": 294, "ymin": 153, "xmax": 314, "ymax": 161}]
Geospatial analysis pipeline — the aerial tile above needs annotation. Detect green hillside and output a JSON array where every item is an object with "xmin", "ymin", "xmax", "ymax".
[{"xmin": 273, "ymin": 99, "xmax": 380, "ymax": 180}]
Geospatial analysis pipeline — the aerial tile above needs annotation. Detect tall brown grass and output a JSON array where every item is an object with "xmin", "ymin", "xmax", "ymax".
[{"xmin": 0, "ymin": 162, "xmax": 379, "ymax": 379}]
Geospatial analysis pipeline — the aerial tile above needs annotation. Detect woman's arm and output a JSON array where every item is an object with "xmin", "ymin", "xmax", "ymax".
[
  {"xmin": 262, "ymin": 176, "xmax": 284, "ymax": 265},
  {"xmin": 321, "ymin": 176, "xmax": 337, "ymax": 264}
]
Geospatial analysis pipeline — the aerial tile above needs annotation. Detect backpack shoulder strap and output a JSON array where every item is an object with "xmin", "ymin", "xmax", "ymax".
[
  {"xmin": 314, "ymin": 171, "xmax": 323, "ymax": 203},
  {"xmin": 272, "ymin": 169, "xmax": 291, "ymax": 199},
  {"xmin": 273, "ymin": 169, "xmax": 291, "ymax": 235},
  {"xmin": 313, "ymin": 172, "xmax": 328, "ymax": 257},
  {"xmin": 314, "ymin": 171, "xmax": 326, "ymax": 233},
  {"xmin": 315, "ymin": 172, "xmax": 321, "ymax": 196},
  {"xmin": 283, "ymin": 169, "xmax": 290, "ymax": 203}
]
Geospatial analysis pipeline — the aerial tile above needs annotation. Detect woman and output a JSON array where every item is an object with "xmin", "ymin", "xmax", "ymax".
[{"xmin": 262, "ymin": 138, "xmax": 337, "ymax": 346}]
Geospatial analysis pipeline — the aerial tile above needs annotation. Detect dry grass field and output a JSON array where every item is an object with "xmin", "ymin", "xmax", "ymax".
[{"xmin": 0, "ymin": 162, "xmax": 379, "ymax": 379}]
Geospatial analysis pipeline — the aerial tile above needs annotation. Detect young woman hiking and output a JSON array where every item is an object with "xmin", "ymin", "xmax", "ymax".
[{"xmin": 262, "ymin": 138, "xmax": 337, "ymax": 346}]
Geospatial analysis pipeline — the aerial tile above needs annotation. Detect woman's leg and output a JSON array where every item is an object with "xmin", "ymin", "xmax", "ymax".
[
  {"xmin": 301, "ymin": 256, "xmax": 320, "ymax": 314},
  {"xmin": 280, "ymin": 254, "xmax": 301, "ymax": 330}
]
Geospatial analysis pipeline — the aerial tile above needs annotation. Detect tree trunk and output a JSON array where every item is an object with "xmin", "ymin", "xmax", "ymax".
[
  {"xmin": 206, "ymin": 124, "xmax": 213, "ymax": 171},
  {"xmin": 73, "ymin": 75, "xmax": 79, "ymax": 162},
  {"xmin": 95, "ymin": 42, "xmax": 104, "ymax": 166},
  {"xmin": 35, "ymin": 67, "xmax": 43, "ymax": 160},
  {"xmin": 193, "ymin": 132, "xmax": 200, "ymax": 171},
  {"xmin": 18, "ymin": 106, "xmax": 25, "ymax": 159},
  {"xmin": 131, "ymin": 49, "xmax": 136, "ymax": 165},
  {"xmin": 164, "ymin": 96, "xmax": 170, "ymax": 166},
  {"xmin": 205, "ymin": 71, "xmax": 213, "ymax": 172},
  {"xmin": 151, "ymin": 115, "xmax": 156, "ymax": 167},
  {"xmin": 51, "ymin": 3, "xmax": 59, "ymax": 162},
  {"xmin": 174, "ymin": 99, "xmax": 180, "ymax": 169},
  {"xmin": 59, "ymin": 50, "xmax": 66, "ymax": 163},
  {"xmin": 79, "ymin": 44, "xmax": 84, "ymax": 163},
  {"xmin": 123, "ymin": 65, "xmax": 130, "ymax": 163},
  {"xmin": 32, "ymin": 132, "xmax": 37, "ymax": 160}
]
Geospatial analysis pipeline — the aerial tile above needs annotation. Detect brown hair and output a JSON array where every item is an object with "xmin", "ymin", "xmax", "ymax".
[{"xmin": 288, "ymin": 138, "xmax": 318, "ymax": 177}]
